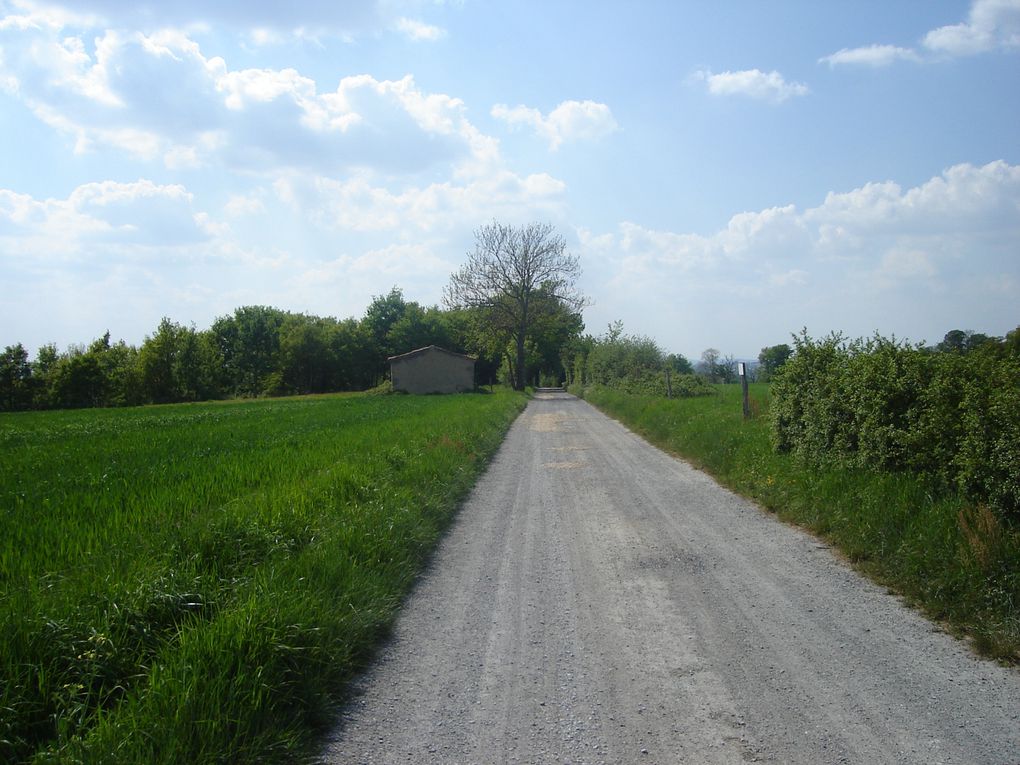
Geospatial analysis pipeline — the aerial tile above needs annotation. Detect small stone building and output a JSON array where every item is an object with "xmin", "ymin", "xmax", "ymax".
[{"xmin": 389, "ymin": 345, "xmax": 475, "ymax": 394}]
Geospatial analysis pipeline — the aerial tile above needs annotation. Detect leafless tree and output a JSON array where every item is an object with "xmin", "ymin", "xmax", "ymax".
[{"xmin": 445, "ymin": 221, "xmax": 586, "ymax": 390}]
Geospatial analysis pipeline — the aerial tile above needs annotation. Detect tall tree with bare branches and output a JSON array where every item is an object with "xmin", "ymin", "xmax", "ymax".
[{"xmin": 445, "ymin": 221, "xmax": 586, "ymax": 390}]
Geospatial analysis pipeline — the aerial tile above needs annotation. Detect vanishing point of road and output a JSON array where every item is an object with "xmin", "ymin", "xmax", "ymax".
[{"xmin": 323, "ymin": 391, "xmax": 1019, "ymax": 764}]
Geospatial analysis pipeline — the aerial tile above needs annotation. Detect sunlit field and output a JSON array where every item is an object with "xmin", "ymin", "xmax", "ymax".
[{"xmin": 1, "ymin": 391, "xmax": 526, "ymax": 763}]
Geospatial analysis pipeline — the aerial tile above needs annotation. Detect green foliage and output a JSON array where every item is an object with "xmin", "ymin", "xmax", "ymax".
[
  {"xmin": 211, "ymin": 306, "xmax": 289, "ymax": 397},
  {"xmin": 0, "ymin": 391, "xmax": 527, "ymax": 763},
  {"xmin": 0, "ymin": 343, "xmax": 32, "ymax": 411},
  {"xmin": 567, "ymin": 323, "xmax": 708, "ymax": 398},
  {"xmin": 362, "ymin": 287, "xmax": 454, "ymax": 381},
  {"xmin": 44, "ymin": 334, "xmax": 144, "ymax": 410},
  {"xmin": 757, "ymin": 343, "xmax": 792, "ymax": 382},
  {"xmin": 771, "ymin": 330, "xmax": 1020, "ymax": 522},
  {"xmin": 577, "ymin": 384, "xmax": 1020, "ymax": 663},
  {"xmin": 665, "ymin": 352, "xmax": 694, "ymax": 375},
  {"xmin": 444, "ymin": 221, "xmax": 585, "ymax": 390},
  {"xmin": 696, "ymin": 347, "xmax": 737, "ymax": 383},
  {"xmin": 140, "ymin": 319, "xmax": 223, "ymax": 404},
  {"xmin": 936, "ymin": 328, "xmax": 999, "ymax": 354},
  {"xmin": 3, "ymin": 286, "xmax": 525, "ymax": 410}
]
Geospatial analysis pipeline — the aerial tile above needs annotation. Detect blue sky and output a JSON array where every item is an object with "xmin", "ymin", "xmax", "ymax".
[{"xmin": 1, "ymin": 0, "xmax": 1018, "ymax": 360}]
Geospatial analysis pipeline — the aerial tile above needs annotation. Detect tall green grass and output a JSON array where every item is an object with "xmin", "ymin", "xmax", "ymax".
[
  {"xmin": 575, "ymin": 384, "xmax": 1019, "ymax": 663},
  {"xmin": 1, "ymin": 391, "xmax": 527, "ymax": 763}
]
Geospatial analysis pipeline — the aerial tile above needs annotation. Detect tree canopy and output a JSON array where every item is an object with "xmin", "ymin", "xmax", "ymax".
[
  {"xmin": 444, "ymin": 221, "xmax": 586, "ymax": 390},
  {"xmin": 758, "ymin": 343, "xmax": 793, "ymax": 382}
]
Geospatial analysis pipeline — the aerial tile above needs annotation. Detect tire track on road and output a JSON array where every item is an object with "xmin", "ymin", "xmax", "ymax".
[{"xmin": 323, "ymin": 392, "xmax": 1020, "ymax": 764}]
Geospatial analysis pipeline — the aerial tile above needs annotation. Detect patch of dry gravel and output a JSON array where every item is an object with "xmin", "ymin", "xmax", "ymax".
[{"xmin": 322, "ymin": 392, "xmax": 1020, "ymax": 764}]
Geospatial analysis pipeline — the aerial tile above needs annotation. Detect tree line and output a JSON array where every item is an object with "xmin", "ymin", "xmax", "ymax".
[
  {"xmin": 0, "ymin": 288, "xmax": 583, "ymax": 412},
  {"xmin": 1, "ymin": 221, "xmax": 590, "ymax": 411},
  {"xmin": 562, "ymin": 321, "xmax": 712, "ymax": 397}
]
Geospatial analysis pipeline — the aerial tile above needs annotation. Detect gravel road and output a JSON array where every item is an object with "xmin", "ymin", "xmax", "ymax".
[{"xmin": 322, "ymin": 392, "xmax": 1020, "ymax": 764}]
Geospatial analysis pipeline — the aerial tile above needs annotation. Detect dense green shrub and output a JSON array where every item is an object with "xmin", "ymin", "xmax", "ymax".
[
  {"xmin": 566, "ymin": 324, "xmax": 710, "ymax": 399},
  {"xmin": 772, "ymin": 331, "xmax": 1020, "ymax": 521},
  {"xmin": 606, "ymin": 369, "xmax": 712, "ymax": 398},
  {"xmin": 770, "ymin": 332, "xmax": 854, "ymax": 458},
  {"xmin": 954, "ymin": 353, "xmax": 1020, "ymax": 516}
]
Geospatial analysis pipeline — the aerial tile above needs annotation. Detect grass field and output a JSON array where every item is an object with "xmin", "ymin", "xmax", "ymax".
[
  {"xmin": 575, "ymin": 384, "xmax": 1020, "ymax": 663},
  {"xmin": 1, "ymin": 390, "xmax": 527, "ymax": 764}
]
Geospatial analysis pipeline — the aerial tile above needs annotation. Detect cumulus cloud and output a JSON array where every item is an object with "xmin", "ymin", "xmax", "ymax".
[
  {"xmin": 0, "ymin": 20, "xmax": 488, "ymax": 175},
  {"xmin": 491, "ymin": 99, "xmax": 619, "ymax": 150},
  {"xmin": 819, "ymin": 44, "xmax": 920, "ymax": 68},
  {"xmin": 225, "ymin": 191, "xmax": 267, "ymax": 217},
  {"xmin": 580, "ymin": 161, "xmax": 1020, "ymax": 346},
  {"xmin": 692, "ymin": 69, "xmax": 808, "ymax": 103},
  {"xmin": 602, "ymin": 161, "xmax": 1018, "ymax": 277},
  {"xmin": 820, "ymin": 0, "xmax": 1020, "ymax": 66},
  {"xmin": 4, "ymin": 0, "xmax": 389, "ymax": 38},
  {"xmin": 294, "ymin": 166, "xmax": 567, "ymax": 233},
  {"xmin": 0, "ymin": 179, "xmax": 212, "ymax": 254},
  {"xmin": 923, "ymin": 0, "xmax": 1020, "ymax": 56},
  {"xmin": 395, "ymin": 17, "xmax": 445, "ymax": 42}
]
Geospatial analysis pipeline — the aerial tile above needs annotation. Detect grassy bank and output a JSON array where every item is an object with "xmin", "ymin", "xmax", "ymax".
[
  {"xmin": 1, "ymin": 391, "xmax": 527, "ymax": 763},
  {"xmin": 574, "ymin": 384, "xmax": 1019, "ymax": 663}
]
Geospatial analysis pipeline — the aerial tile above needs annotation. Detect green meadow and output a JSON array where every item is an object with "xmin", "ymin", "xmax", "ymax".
[
  {"xmin": 1, "ymin": 391, "xmax": 526, "ymax": 763},
  {"xmin": 576, "ymin": 384, "xmax": 1020, "ymax": 663}
]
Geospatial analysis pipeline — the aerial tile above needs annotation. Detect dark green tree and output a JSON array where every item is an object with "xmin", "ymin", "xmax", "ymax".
[
  {"xmin": 211, "ymin": 306, "xmax": 288, "ymax": 396},
  {"xmin": 362, "ymin": 287, "xmax": 410, "ymax": 368},
  {"xmin": 49, "ymin": 343, "xmax": 108, "ymax": 409},
  {"xmin": 329, "ymin": 318, "xmax": 377, "ymax": 391},
  {"xmin": 758, "ymin": 343, "xmax": 793, "ymax": 382},
  {"xmin": 387, "ymin": 304, "xmax": 452, "ymax": 358},
  {"xmin": 938, "ymin": 329, "xmax": 997, "ymax": 354},
  {"xmin": 1004, "ymin": 326, "xmax": 1020, "ymax": 357},
  {"xmin": 273, "ymin": 315, "xmax": 336, "ymax": 395},
  {"xmin": 665, "ymin": 352, "xmax": 694, "ymax": 376},
  {"xmin": 140, "ymin": 318, "xmax": 181, "ymax": 403},
  {"xmin": 0, "ymin": 343, "xmax": 32, "ymax": 411},
  {"xmin": 140, "ymin": 319, "xmax": 221, "ymax": 403},
  {"xmin": 102, "ymin": 339, "xmax": 143, "ymax": 406}
]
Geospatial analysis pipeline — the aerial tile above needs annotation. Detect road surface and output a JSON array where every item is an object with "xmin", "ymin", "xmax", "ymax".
[{"xmin": 322, "ymin": 392, "xmax": 1019, "ymax": 764}]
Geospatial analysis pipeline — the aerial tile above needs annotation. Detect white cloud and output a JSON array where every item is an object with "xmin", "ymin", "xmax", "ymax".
[
  {"xmin": 692, "ymin": 69, "xmax": 808, "ymax": 103},
  {"xmin": 821, "ymin": 0, "xmax": 1020, "ymax": 66},
  {"xmin": 768, "ymin": 269, "xmax": 809, "ymax": 287},
  {"xmin": 819, "ymin": 44, "xmax": 920, "ymax": 67},
  {"xmin": 580, "ymin": 161, "xmax": 1020, "ymax": 348},
  {"xmin": 923, "ymin": 0, "xmax": 1020, "ymax": 56},
  {"xmin": 349, "ymin": 243, "xmax": 450, "ymax": 276},
  {"xmin": 0, "ymin": 1, "xmax": 99, "ymax": 32},
  {"xmin": 225, "ymin": 191, "xmax": 267, "ymax": 217},
  {"xmin": 395, "ymin": 17, "xmax": 445, "ymax": 41},
  {"xmin": 0, "ymin": 22, "xmax": 492, "ymax": 176},
  {"xmin": 875, "ymin": 248, "xmax": 937, "ymax": 286},
  {"xmin": 0, "ymin": 179, "xmax": 212, "ymax": 256},
  {"xmin": 6, "ymin": 0, "xmax": 389, "ymax": 38},
  {"xmin": 491, "ymin": 99, "xmax": 619, "ymax": 150},
  {"xmin": 298, "ymin": 166, "xmax": 567, "ymax": 233}
]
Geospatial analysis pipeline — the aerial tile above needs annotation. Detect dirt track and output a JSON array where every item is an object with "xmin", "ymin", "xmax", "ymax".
[{"xmin": 322, "ymin": 392, "xmax": 1019, "ymax": 764}]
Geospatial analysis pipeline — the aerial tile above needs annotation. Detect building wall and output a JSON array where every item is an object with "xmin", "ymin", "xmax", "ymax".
[{"xmin": 391, "ymin": 350, "xmax": 474, "ymax": 394}]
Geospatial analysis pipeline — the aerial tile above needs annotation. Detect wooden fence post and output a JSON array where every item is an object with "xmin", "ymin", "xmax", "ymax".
[{"xmin": 738, "ymin": 362, "xmax": 750, "ymax": 419}]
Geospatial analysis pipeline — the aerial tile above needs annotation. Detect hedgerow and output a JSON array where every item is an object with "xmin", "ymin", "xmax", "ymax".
[
  {"xmin": 567, "ymin": 325, "xmax": 713, "ymax": 399},
  {"xmin": 771, "ymin": 331, "xmax": 1020, "ymax": 522}
]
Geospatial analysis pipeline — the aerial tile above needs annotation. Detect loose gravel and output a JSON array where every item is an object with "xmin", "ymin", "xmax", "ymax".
[{"xmin": 322, "ymin": 392, "xmax": 1020, "ymax": 764}]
